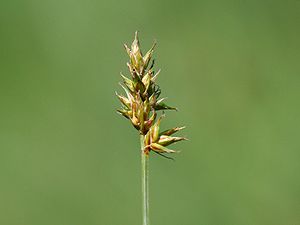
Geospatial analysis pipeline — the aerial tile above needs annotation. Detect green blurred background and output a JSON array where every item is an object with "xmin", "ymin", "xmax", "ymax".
[{"xmin": 1, "ymin": 0, "xmax": 300, "ymax": 224}]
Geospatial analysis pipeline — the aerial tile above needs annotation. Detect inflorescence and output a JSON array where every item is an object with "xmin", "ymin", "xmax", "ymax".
[{"xmin": 116, "ymin": 32, "xmax": 186, "ymax": 156}]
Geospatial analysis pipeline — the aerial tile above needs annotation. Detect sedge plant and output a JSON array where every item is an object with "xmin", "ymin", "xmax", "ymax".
[{"xmin": 116, "ymin": 32, "xmax": 186, "ymax": 225}]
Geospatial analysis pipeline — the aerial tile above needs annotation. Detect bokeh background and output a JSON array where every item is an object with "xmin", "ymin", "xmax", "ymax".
[{"xmin": 1, "ymin": 0, "xmax": 300, "ymax": 224}]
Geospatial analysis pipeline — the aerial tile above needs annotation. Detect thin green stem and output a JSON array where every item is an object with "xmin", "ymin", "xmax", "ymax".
[{"xmin": 140, "ymin": 135, "xmax": 150, "ymax": 225}]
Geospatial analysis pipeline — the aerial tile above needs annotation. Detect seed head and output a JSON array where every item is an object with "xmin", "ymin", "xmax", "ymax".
[{"xmin": 116, "ymin": 32, "xmax": 186, "ymax": 156}]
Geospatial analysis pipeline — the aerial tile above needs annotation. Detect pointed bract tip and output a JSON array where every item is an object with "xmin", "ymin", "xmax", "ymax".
[{"xmin": 123, "ymin": 44, "xmax": 131, "ymax": 55}]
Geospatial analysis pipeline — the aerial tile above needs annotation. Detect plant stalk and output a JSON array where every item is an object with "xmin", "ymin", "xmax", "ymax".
[{"xmin": 140, "ymin": 135, "xmax": 150, "ymax": 225}]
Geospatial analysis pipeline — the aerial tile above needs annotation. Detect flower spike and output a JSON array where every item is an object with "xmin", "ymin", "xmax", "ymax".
[{"xmin": 116, "ymin": 32, "xmax": 186, "ymax": 156}]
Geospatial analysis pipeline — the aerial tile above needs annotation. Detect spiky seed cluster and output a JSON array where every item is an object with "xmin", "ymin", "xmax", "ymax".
[{"xmin": 116, "ymin": 32, "xmax": 186, "ymax": 155}]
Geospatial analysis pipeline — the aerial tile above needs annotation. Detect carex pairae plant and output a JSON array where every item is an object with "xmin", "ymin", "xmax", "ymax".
[{"xmin": 116, "ymin": 32, "xmax": 186, "ymax": 225}]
